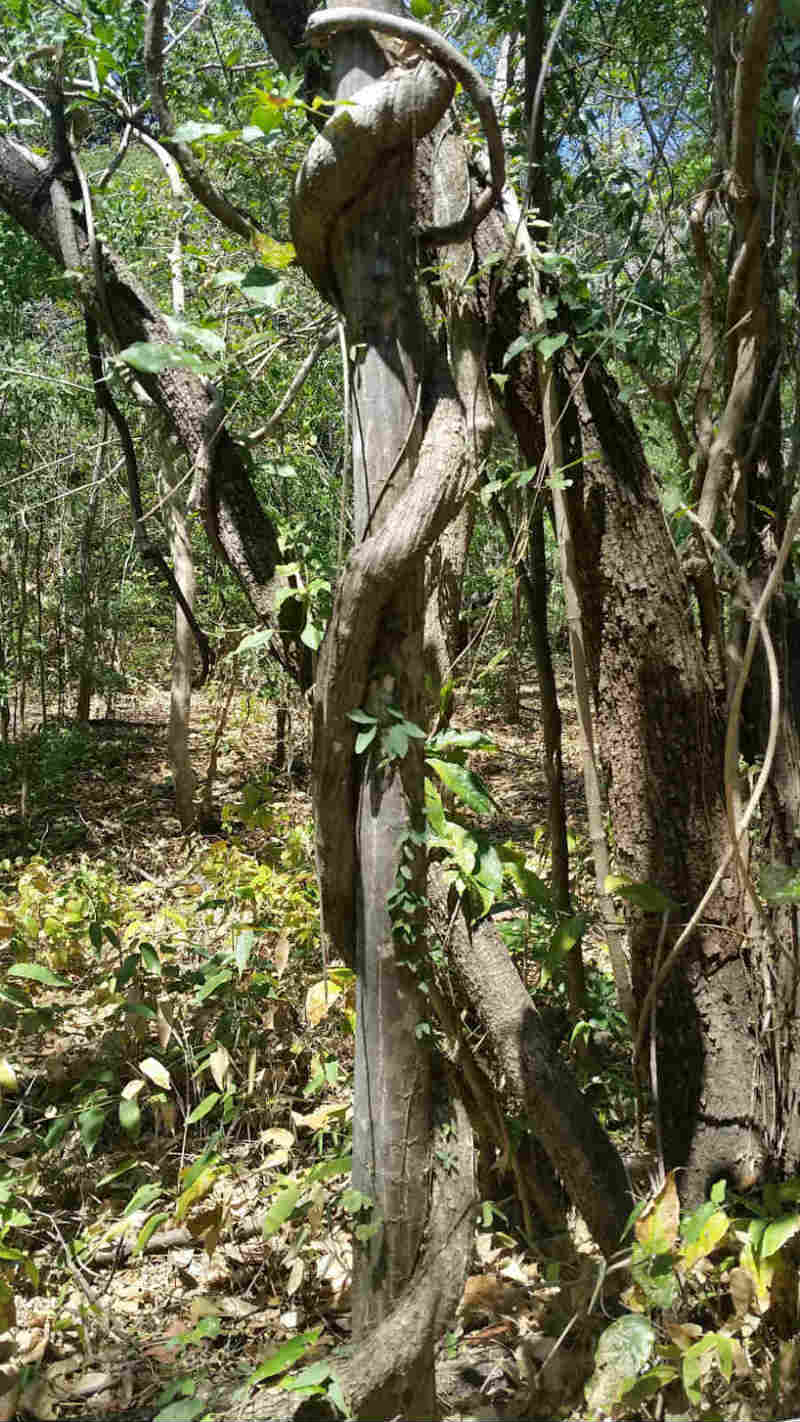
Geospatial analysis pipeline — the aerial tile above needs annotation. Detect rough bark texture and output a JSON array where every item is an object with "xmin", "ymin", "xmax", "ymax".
[
  {"xmin": 430, "ymin": 870, "xmax": 631, "ymax": 1258},
  {"xmin": 562, "ymin": 347, "xmax": 759, "ymax": 1201}
]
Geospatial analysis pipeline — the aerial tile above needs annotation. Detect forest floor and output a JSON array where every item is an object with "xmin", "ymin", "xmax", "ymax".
[{"xmin": 0, "ymin": 667, "xmax": 643, "ymax": 1422}]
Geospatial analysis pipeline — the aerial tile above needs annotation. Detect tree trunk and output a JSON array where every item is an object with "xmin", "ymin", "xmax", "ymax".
[{"xmin": 160, "ymin": 435, "xmax": 197, "ymax": 831}]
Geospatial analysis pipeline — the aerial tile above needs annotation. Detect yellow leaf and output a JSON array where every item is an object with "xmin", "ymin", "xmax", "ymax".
[
  {"xmin": 305, "ymin": 978, "xmax": 342, "ymax": 1026},
  {"xmin": 261, "ymin": 1127, "xmax": 294, "ymax": 1149},
  {"xmin": 254, "ymin": 235, "xmax": 296, "ymax": 268},
  {"xmin": 175, "ymin": 1165, "xmax": 216, "ymax": 1223},
  {"xmin": 636, "ymin": 1171, "xmax": 680, "ymax": 1250},
  {"xmin": 157, "ymin": 1000, "xmax": 174, "ymax": 1051},
  {"xmin": 209, "ymin": 1045, "xmax": 231, "ymax": 1092},
  {"xmin": 0, "ymin": 1059, "xmax": 18, "ymax": 1092},
  {"xmin": 292, "ymin": 1101, "xmax": 349, "ymax": 1131},
  {"xmin": 683, "ymin": 1209, "xmax": 730, "ymax": 1268},
  {"xmin": 140, "ymin": 1057, "xmax": 172, "ymax": 1091},
  {"xmin": 122, "ymin": 1078, "xmax": 144, "ymax": 1100}
]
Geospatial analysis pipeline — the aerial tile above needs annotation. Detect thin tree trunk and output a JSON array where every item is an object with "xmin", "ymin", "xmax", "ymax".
[
  {"xmin": 76, "ymin": 419, "xmax": 106, "ymax": 722},
  {"xmin": 327, "ymin": 21, "xmax": 434, "ymax": 1412},
  {"xmin": 160, "ymin": 436, "xmax": 197, "ymax": 831}
]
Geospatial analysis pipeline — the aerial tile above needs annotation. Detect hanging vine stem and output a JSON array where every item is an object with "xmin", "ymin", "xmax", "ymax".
[
  {"xmin": 303, "ymin": 6, "xmax": 505, "ymax": 248},
  {"xmin": 633, "ymin": 496, "xmax": 800, "ymax": 1065}
]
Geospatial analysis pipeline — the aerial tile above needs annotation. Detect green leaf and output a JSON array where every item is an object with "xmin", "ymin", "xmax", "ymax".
[
  {"xmin": 118, "ymin": 343, "xmax": 213, "ymax": 376},
  {"xmin": 79, "ymin": 1105, "xmax": 107, "ymax": 1156},
  {"xmin": 596, "ymin": 1313, "xmax": 655, "ymax": 1372},
  {"xmin": 187, "ymin": 1093, "xmax": 221, "ymax": 1125},
  {"xmin": 7, "ymin": 962, "xmax": 68, "ymax": 987},
  {"xmin": 426, "ymin": 758, "xmax": 494, "ymax": 816},
  {"xmin": 604, "ymin": 875, "xmax": 677, "ymax": 913},
  {"xmin": 551, "ymin": 912, "xmax": 589, "ymax": 954},
  {"xmin": 301, "ymin": 620, "xmax": 323, "ymax": 651},
  {"xmin": 475, "ymin": 844, "xmax": 504, "ymax": 900},
  {"xmin": 132, "ymin": 1211, "xmax": 169, "ymax": 1257},
  {"xmin": 384, "ymin": 723, "xmax": 409, "ymax": 759},
  {"xmin": 164, "ymin": 317, "xmax": 225, "ymax": 358},
  {"xmin": 196, "ymin": 969, "xmax": 233, "ymax": 1001},
  {"xmin": 535, "ymin": 331, "xmax": 568, "ymax": 360},
  {"xmin": 427, "ymin": 729, "xmax": 496, "ymax": 755},
  {"xmin": 124, "ymin": 1183, "xmax": 165, "ymax": 1217},
  {"xmin": 153, "ymin": 1399, "xmax": 208, "ymax": 1422},
  {"xmin": 230, "ymin": 628, "xmax": 272, "ymax": 657},
  {"xmin": 234, "ymin": 929, "xmax": 255, "ymax": 973},
  {"xmin": 347, "ymin": 708, "xmax": 378, "ymax": 725},
  {"xmin": 241, "ymin": 266, "xmax": 287, "ymax": 308},
  {"xmin": 759, "ymin": 862, "xmax": 800, "ymax": 904},
  {"xmin": 172, "ymin": 121, "xmax": 226, "ymax": 143},
  {"xmin": 618, "ymin": 1364, "xmax": 678, "ymax": 1406},
  {"xmin": 355, "ymin": 726, "xmax": 377, "ymax": 754},
  {"xmin": 139, "ymin": 942, "xmax": 161, "ymax": 975},
  {"xmin": 502, "ymin": 333, "xmax": 536, "ymax": 368},
  {"xmin": 249, "ymin": 1328, "xmax": 321, "ymax": 1384},
  {"xmin": 263, "ymin": 1181, "xmax": 301, "ymax": 1239},
  {"xmin": 119, "ymin": 1097, "xmax": 141, "ymax": 1139},
  {"xmin": 410, "ymin": 0, "xmax": 432, "ymax": 15},
  {"xmin": 682, "ymin": 1334, "xmax": 718, "ymax": 1405},
  {"xmin": 761, "ymin": 1212, "xmax": 800, "ymax": 1258}
]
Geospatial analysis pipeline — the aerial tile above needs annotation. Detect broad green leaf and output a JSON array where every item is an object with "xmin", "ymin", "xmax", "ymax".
[
  {"xmin": 230, "ymin": 628, "xmax": 272, "ymax": 656},
  {"xmin": 187, "ymin": 1093, "xmax": 221, "ymax": 1125},
  {"xmin": 249, "ymin": 1328, "xmax": 321, "ymax": 1385},
  {"xmin": 196, "ymin": 969, "xmax": 233, "ymax": 1001},
  {"xmin": 153, "ymin": 1399, "xmax": 207, "ymax": 1422},
  {"xmin": 682, "ymin": 1208, "xmax": 729, "ymax": 1267},
  {"xmin": 124, "ymin": 1183, "xmax": 165, "ymax": 1217},
  {"xmin": 535, "ymin": 331, "xmax": 568, "ymax": 360},
  {"xmin": 761, "ymin": 1212, "xmax": 800, "ymax": 1259},
  {"xmin": 79, "ymin": 1105, "xmax": 107, "ymax": 1156},
  {"xmin": 301, "ymin": 620, "xmax": 323, "ymax": 651},
  {"xmin": 263, "ymin": 1181, "xmax": 301, "ymax": 1239},
  {"xmin": 234, "ymin": 929, "xmax": 255, "ymax": 973},
  {"xmin": 140, "ymin": 1057, "xmax": 172, "ymax": 1091},
  {"xmin": 410, "ymin": 0, "xmax": 432, "ymax": 15},
  {"xmin": 8, "ymin": 962, "xmax": 68, "ymax": 987},
  {"xmin": 347, "ymin": 708, "xmax": 378, "ymax": 725},
  {"xmin": 164, "ymin": 317, "xmax": 225, "ymax": 358},
  {"xmin": 502, "ymin": 333, "xmax": 536, "ymax": 368},
  {"xmin": 595, "ymin": 1314, "xmax": 655, "ymax": 1371},
  {"xmin": 119, "ymin": 1097, "xmax": 141, "ymax": 1139},
  {"xmin": 355, "ymin": 726, "xmax": 377, "ymax": 754},
  {"xmin": 551, "ymin": 912, "xmax": 589, "ymax": 955},
  {"xmin": 241, "ymin": 266, "xmax": 287, "ymax": 308},
  {"xmin": 384, "ymin": 723, "xmax": 409, "ymax": 759},
  {"xmin": 760, "ymin": 862, "xmax": 800, "ymax": 904},
  {"xmin": 682, "ymin": 1334, "xmax": 719, "ymax": 1404},
  {"xmin": 140, "ymin": 943, "xmax": 161, "ymax": 974},
  {"xmin": 604, "ymin": 875, "xmax": 677, "ymax": 913},
  {"xmin": 426, "ymin": 758, "xmax": 493, "ymax": 815},
  {"xmin": 172, "ymin": 120, "xmax": 225, "ymax": 142},
  {"xmin": 118, "ymin": 342, "xmax": 212, "ymax": 376},
  {"xmin": 618, "ymin": 1364, "xmax": 678, "ymax": 1406},
  {"xmin": 476, "ymin": 844, "xmax": 504, "ymax": 900}
]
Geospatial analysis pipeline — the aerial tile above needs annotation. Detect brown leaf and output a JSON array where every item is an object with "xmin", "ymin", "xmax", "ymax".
[
  {"xmin": 729, "ymin": 1265, "xmax": 756, "ymax": 1316},
  {"xmin": 635, "ymin": 1171, "xmax": 679, "ymax": 1249}
]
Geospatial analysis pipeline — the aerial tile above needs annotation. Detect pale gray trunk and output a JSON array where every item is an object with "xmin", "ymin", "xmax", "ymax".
[
  {"xmin": 328, "ymin": 21, "xmax": 434, "ymax": 1412},
  {"xmin": 159, "ymin": 436, "xmax": 197, "ymax": 831}
]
